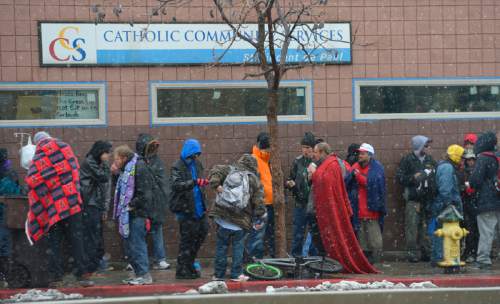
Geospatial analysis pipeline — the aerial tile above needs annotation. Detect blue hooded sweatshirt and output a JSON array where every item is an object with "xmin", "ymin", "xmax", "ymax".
[{"xmin": 180, "ymin": 139, "xmax": 205, "ymax": 219}]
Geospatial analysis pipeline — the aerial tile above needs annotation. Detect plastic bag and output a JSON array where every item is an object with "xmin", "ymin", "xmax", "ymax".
[{"xmin": 20, "ymin": 135, "xmax": 36, "ymax": 170}]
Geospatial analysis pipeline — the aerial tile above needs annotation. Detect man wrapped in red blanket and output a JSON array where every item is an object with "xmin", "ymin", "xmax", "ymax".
[{"xmin": 25, "ymin": 131, "xmax": 93, "ymax": 287}]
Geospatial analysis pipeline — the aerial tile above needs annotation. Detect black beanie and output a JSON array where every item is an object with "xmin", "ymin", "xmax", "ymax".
[
  {"xmin": 300, "ymin": 132, "xmax": 316, "ymax": 148},
  {"xmin": 87, "ymin": 140, "xmax": 113, "ymax": 162},
  {"xmin": 257, "ymin": 132, "xmax": 270, "ymax": 149}
]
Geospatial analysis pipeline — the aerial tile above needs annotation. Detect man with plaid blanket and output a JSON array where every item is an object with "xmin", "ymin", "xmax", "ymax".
[{"xmin": 25, "ymin": 131, "xmax": 93, "ymax": 287}]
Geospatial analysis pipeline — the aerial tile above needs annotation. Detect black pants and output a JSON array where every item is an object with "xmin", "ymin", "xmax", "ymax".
[
  {"xmin": 309, "ymin": 214, "xmax": 326, "ymax": 257},
  {"xmin": 82, "ymin": 205, "xmax": 104, "ymax": 273},
  {"xmin": 463, "ymin": 204, "xmax": 479, "ymax": 259},
  {"xmin": 176, "ymin": 216, "xmax": 208, "ymax": 275},
  {"xmin": 47, "ymin": 212, "xmax": 89, "ymax": 280}
]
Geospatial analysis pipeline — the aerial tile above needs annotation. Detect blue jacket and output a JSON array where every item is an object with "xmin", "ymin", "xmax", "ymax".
[
  {"xmin": 345, "ymin": 159, "xmax": 387, "ymax": 232},
  {"xmin": 431, "ymin": 160, "xmax": 462, "ymax": 218}
]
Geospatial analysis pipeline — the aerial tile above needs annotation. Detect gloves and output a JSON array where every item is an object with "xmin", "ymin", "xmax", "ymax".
[
  {"xmin": 465, "ymin": 187, "xmax": 475, "ymax": 195},
  {"xmin": 196, "ymin": 178, "xmax": 209, "ymax": 187}
]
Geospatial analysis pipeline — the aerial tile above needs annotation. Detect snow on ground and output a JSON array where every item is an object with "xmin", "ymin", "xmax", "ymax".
[
  {"xmin": 6, "ymin": 289, "xmax": 84, "ymax": 303},
  {"xmin": 265, "ymin": 280, "xmax": 438, "ymax": 293}
]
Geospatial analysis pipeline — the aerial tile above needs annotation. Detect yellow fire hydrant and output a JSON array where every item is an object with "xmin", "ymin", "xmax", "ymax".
[{"xmin": 434, "ymin": 222, "xmax": 468, "ymax": 267}]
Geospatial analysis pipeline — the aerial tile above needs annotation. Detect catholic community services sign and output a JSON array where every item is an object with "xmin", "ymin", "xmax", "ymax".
[{"xmin": 39, "ymin": 22, "xmax": 351, "ymax": 66}]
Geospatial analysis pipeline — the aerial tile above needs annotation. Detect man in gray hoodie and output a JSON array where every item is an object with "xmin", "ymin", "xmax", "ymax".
[{"xmin": 396, "ymin": 136, "xmax": 437, "ymax": 262}]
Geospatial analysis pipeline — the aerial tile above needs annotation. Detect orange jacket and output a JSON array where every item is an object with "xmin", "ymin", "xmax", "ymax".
[{"xmin": 252, "ymin": 145, "xmax": 273, "ymax": 205}]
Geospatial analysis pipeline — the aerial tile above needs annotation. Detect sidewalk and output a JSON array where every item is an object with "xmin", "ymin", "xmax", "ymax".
[{"xmin": 2, "ymin": 261, "xmax": 500, "ymax": 299}]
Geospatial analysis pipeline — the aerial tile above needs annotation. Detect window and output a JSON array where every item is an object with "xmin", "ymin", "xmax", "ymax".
[
  {"xmin": 0, "ymin": 82, "xmax": 106, "ymax": 127},
  {"xmin": 353, "ymin": 78, "xmax": 500, "ymax": 120},
  {"xmin": 150, "ymin": 80, "xmax": 313, "ymax": 125}
]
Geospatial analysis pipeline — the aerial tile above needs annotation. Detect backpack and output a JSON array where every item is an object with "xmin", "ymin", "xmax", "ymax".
[
  {"xmin": 416, "ymin": 165, "xmax": 438, "ymax": 201},
  {"xmin": 215, "ymin": 166, "xmax": 252, "ymax": 211}
]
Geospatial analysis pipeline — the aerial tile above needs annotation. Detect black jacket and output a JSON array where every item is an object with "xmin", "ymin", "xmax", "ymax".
[
  {"xmin": 396, "ymin": 152, "xmax": 437, "ymax": 202},
  {"xmin": 469, "ymin": 132, "xmax": 500, "ymax": 214},
  {"xmin": 129, "ymin": 157, "xmax": 155, "ymax": 219},
  {"xmin": 170, "ymin": 159, "xmax": 205, "ymax": 216},
  {"xmin": 136, "ymin": 134, "xmax": 171, "ymax": 224},
  {"xmin": 288, "ymin": 155, "xmax": 312, "ymax": 208},
  {"xmin": 79, "ymin": 155, "xmax": 111, "ymax": 211}
]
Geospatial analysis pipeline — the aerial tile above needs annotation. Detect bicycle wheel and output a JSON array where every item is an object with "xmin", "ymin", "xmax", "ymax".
[
  {"xmin": 306, "ymin": 257, "xmax": 343, "ymax": 274},
  {"xmin": 244, "ymin": 263, "xmax": 283, "ymax": 280}
]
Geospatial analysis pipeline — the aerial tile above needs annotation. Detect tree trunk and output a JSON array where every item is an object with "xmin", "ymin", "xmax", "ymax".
[{"xmin": 266, "ymin": 83, "xmax": 287, "ymax": 258}]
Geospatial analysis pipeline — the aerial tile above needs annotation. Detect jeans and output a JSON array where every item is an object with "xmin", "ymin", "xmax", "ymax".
[
  {"xmin": 405, "ymin": 201, "xmax": 431, "ymax": 259},
  {"xmin": 430, "ymin": 219, "xmax": 443, "ymax": 264},
  {"xmin": 151, "ymin": 223, "xmax": 166, "ymax": 263},
  {"xmin": 291, "ymin": 206, "xmax": 316, "ymax": 257},
  {"xmin": 476, "ymin": 211, "xmax": 500, "ymax": 265},
  {"xmin": 47, "ymin": 212, "xmax": 89, "ymax": 280},
  {"xmin": 214, "ymin": 226, "xmax": 247, "ymax": 279},
  {"xmin": 176, "ymin": 216, "xmax": 208, "ymax": 275},
  {"xmin": 127, "ymin": 216, "xmax": 149, "ymax": 276},
  {"xmin": 264, "ymin": 205, "xmax": 275, "ymax": 257},
  {"xmin": 246, "ymin": 223, "xmax": 266, "ymax": 259},
  {"xmin": 0, "ymin": 204, "xmax": 11, "ymax": 257},
  {"xmin": 82, "ymin": 205, "xmax": 104, "ymax": 273}
]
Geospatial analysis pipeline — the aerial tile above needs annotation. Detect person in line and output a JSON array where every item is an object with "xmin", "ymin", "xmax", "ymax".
[
  {"xmin": 247, "ymin": 132, "xmax": 274, "ymax": 258},
  {"xmin": 345, "ymin": 143, "xmax": 386, "ymax": 264},
  {"xmin": 135, "ymin": 134, "xmax": 171, "ymax": 270},
  {"xmin": 463, "ymin": 133, "xmax": 478, "ymax": 153},
  {"xmin": 469, "ymin": 132, "xmax": 500, "ymax": 270},
  {"xmin": 0, "ymin": 148, "xmax": 24, "ymax": 284},
  {"xmin": 170, "ymin": 139, "xmax": 209, "ymax": 279},
  {"xmin": 309, "ymin": 142, "xmax": 377, "ymax": 274},
  {"xmin": 346, "ymin": 143, "xmax": 361, "ymax": 166},
  {"xmin": 25, "ymin": 131, "xmax": 93, "ymax": 287},
  {"xmin": 396, "ymin": 135, "xmax": 436, "ymax": 262},
  {"xmin": 80, "ymin": 141, "xmax": 112, "ymax": 274},
  {"xmin": 429, "ymin": 145, "xmax": 464, "ymax": 265},
  {"xmin": 461, "ymin": 151, "xmax": 479, "ymax": 263},
  {"xmin": 286, "ymin": 132, "xmax": 316, "ymax": 257},
  {"xmin": 208, "ymin": 154, "xmax": 266, "ymax": 282},
  {"xmin": 112, "ymin": 145, "xmax": 155, "ymax": 285}
]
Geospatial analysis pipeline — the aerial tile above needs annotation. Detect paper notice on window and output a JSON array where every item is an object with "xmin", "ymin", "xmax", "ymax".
[{"xmin": 296, "ymin": 88, "xmax": 305, "ymax": 97}]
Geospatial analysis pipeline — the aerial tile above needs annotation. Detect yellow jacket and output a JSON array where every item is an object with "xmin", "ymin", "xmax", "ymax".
[{"xmin": 252, "ymin": 145, "xmax": 273, "ymax": 205}]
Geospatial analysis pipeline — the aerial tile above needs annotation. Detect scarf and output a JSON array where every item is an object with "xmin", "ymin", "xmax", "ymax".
[{"xmin": 113, "ymin": 154, "xmax": 138, "ymax": 238}]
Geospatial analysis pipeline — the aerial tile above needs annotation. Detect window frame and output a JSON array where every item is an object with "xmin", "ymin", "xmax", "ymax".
[
  {"xmin": 150, "ymin": 80, "xmax": 313, "ymax": 126},
  {"xmin": 353, "ymin": 77, "xmax": 500, "ymax": 121},
  {"xmin": 0, "ymin": 82, "xmax": 107, "ymax": 127}
]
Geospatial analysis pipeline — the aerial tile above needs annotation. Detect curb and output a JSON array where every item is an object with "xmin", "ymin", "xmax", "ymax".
[{"xmin": 2, "ymin": 275, "xmax": 500, "ymax": 299}]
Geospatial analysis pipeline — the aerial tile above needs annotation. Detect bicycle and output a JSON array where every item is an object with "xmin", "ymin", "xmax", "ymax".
[{"xmin": 244, "ymin": 256, "xmax": 343, "ymax": 280}]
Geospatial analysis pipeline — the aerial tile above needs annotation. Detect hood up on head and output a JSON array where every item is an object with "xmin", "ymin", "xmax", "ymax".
[
  {"xmin": 136, "ymin": 133, "xmax": 159, "ymax": 159},
  {"xmin": 180, "ymin": 139, "xmax": 202, "ymax": 161},
  {"xmin": 474, "ymin": 131, "xmax": 497, "ymax": 155}
]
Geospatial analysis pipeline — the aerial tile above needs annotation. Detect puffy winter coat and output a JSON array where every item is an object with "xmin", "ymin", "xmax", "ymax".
[
  {"xmin": 431, "ymin": 160, "xmax": 462, "ymax": 218},
  {"xmin": 136, "ymin": 134, "xmax": 171, "ymax": 224},
  {"xmin": 208, "ymin": 154, "xmax": 266, "ymax": 230},
  {"xmin": 252, "ymin": 145, "xmax": 273, "ymax": 205},
  {"xmin": 469, "ymin": 132, "xmax": 500, "ymax": 214}
]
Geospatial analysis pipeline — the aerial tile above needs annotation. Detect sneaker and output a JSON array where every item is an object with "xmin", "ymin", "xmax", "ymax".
[
  {"xmin": 230, "ymin": 274, "xmax": 249, "ymax": 282},
  {"xmin": 122, "ymin": 274, "xmax": 135, "ymax": 284},
  {"xmin": 470, "ymin": 262, "xmax": 492, "ymax": 270},
  {"xmin": 78, "ymin": 279, "xmax": 95, "ymax": 288},
  {"xmin": 153, "ymin": 261, "xmax": 171, "ymax": 270},
  {"xmin": 211, "ymin": 275, "xmax": 224, "ymax": 281},
  {"xmin": 125, "ymin": 264, "xmax": 134, "ymax": 272},
  {"xmin": 465, "ymin": 256, "xmax": 476, "ymax": 263},
  {"xmin": 128, "ymin": 273, "xmax": 153, "ymax": 285}
]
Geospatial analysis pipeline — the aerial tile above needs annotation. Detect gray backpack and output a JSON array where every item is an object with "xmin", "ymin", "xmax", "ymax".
[{"xmin": 215, "ymin": 166, "xmax": 251, "ymax": 211}]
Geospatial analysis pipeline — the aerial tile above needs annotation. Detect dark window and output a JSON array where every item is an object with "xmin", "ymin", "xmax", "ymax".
[
  {"xmin": 360, "ymin": 85, "xmax": 500, "ymax": 114},
  {"xmin": 156, "ymin": 87, "xmax": 307, "ymax": 118}
]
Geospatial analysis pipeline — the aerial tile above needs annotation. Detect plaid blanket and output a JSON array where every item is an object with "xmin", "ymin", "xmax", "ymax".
[{"xmin": 25, "ymin": 138, "xmax": 82, "ymax": 242}]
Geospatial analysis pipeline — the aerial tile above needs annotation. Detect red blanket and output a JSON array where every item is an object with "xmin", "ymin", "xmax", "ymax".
[
  {"xmin": 25, "ymin": 138, "xmax": 82, "ymax": 242},
  {"xmin": 312, "ymin": 155, "xmax": 378, "ymax": 274}
]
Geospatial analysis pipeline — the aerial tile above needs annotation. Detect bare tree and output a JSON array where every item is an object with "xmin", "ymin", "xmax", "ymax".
[{"xmin": 110, "ymin": 0, "xmax": 346, "ymax": 257}]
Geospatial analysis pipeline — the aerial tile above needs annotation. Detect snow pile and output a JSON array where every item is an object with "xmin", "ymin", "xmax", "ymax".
[
  {"xmin": 266, "ymin": 280, "xmax": 437, "ymax": 293},
  {"xmin": 198, "ymin": 281, "xmax": 229, "ymax": 294},
  {"xmin": 9, "ymin": 289, "xmax": 83, "ymax": 302}
]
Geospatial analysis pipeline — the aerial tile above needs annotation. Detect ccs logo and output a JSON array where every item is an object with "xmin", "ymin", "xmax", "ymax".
[{"xmin": 49, "ymin": 26, "xmax": 86, "ymax": 62}]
